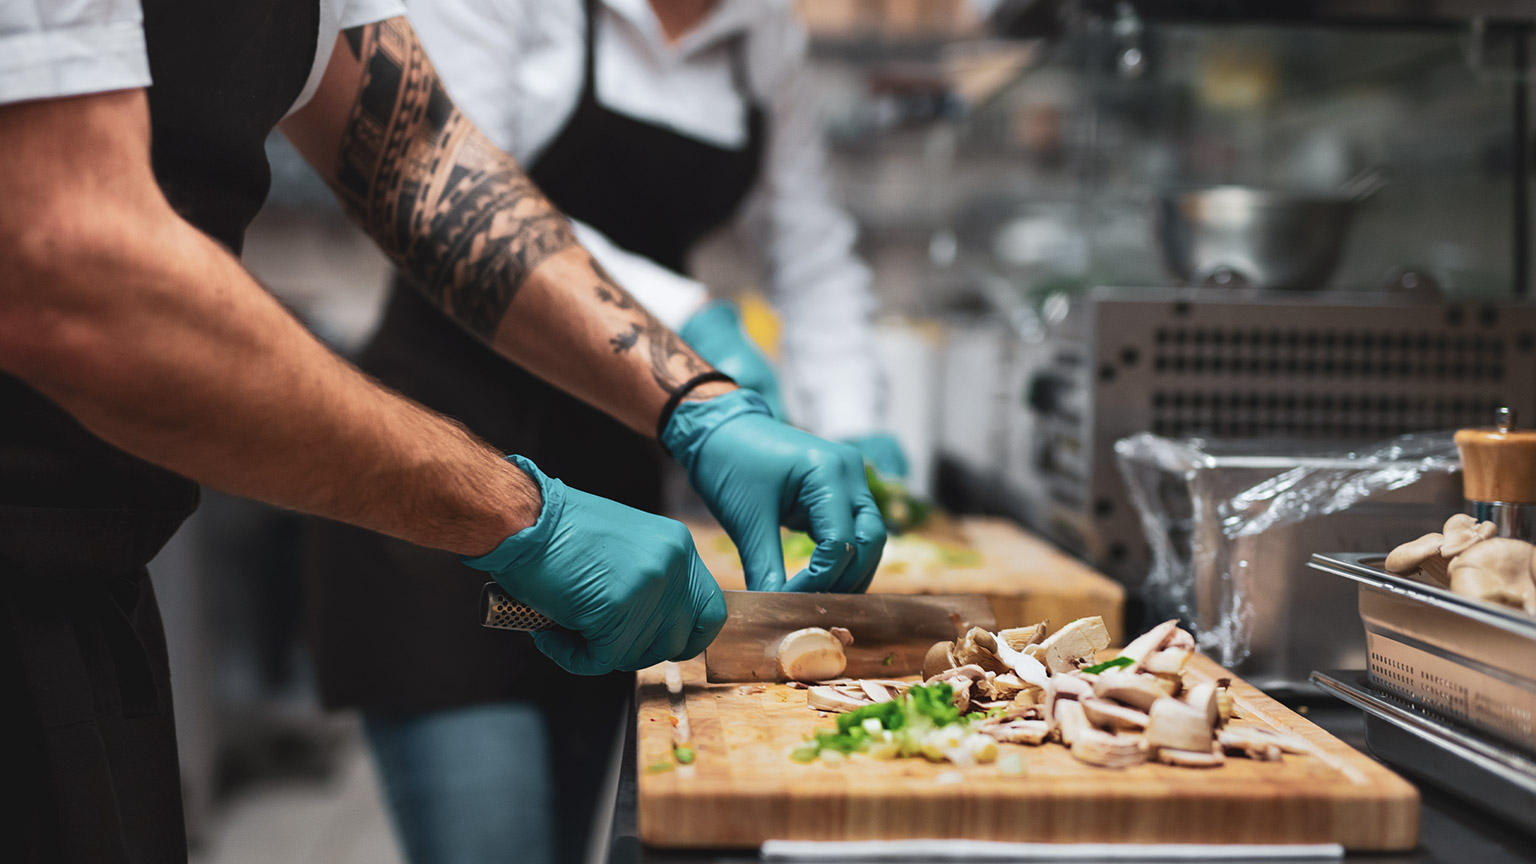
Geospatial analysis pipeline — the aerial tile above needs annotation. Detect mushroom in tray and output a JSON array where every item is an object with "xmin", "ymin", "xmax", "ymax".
[{"xmin": 1447, "ymin": 537, "xmax": 1536, "ymax": 615}]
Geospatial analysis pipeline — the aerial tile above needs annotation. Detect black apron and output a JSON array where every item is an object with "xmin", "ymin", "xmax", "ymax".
[
  {"xmin": 0, "ymin": 1, "xmax": 319, "ymax": 860},
  {"xmin": 305, "ymin": 0, "xmax": 766, "ymax": 712}
]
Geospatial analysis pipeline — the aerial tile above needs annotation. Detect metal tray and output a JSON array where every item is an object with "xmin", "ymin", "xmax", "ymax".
[
  {"xmin": 1308, "ymin": 552, "xmax": 1536, "ymax": 755},
  {"xmin": 1312, "ymin": 670, "xmax": 1536, "ymax": 836}
]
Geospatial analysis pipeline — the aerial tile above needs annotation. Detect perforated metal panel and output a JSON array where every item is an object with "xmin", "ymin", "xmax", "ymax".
[{"xmin": 479, "ymin": 582, "xmax": 557, "ymax": 631}]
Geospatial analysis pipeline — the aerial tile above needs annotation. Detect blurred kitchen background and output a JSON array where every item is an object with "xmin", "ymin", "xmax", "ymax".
[{"xmin": 162, "ymin": 1, "xmax": 1536, "ymax": 860}]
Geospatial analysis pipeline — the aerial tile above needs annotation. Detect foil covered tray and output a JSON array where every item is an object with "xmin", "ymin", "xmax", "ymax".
[{"xmin": 1308, "ymin": 552, "xmax": 1536, "ymax": 755}]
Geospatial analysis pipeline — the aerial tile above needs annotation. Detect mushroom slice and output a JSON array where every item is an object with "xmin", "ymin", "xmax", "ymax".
[
  {"xmin": 1156, "ymin": 747, "xmax": 1225, "ymax": 768},
  {"xmin": 925, "ymin": 663, "xmax": 987, "ymax": 687},
  {"xmin": 954, "ymin": 627, "xmax": 1012, "ymax": 675},
  {"xmin": 1184, "ymin": 681, "xmax": 1221, "ymax": 730},
  {"xmin": 858, "ymin": 680, "xmax": 896, "ymax": 703},
  {"xmin": 1218, "ymin": 726, "xmax": 1310, "ymax": 757},
  {"xmin": 1215, "ymin": 678, "xmax": 1236, "ymax": 723},
  {"xmin": 806, "ymin": 686, "xmax": 872, "ymax": 713},
  {"xmin": 1071, "ymin": 729, "xmax": 1147, "ymax": 769},
  {"xmin": 1440, "ymin": 514, "xmax": 1499, "ymax": 558},
  {"xmin": 1142, "ymin": 646, "xmax": 1192, "ymax": 677},
  {"xmin": 1449, "ymin": 538, "xmax": 1536, "ymax": 615},
  {"xmin": 1092, "ymin": 669, "xmax": 1169, "ymax": 712},
  {"xmin": 1120, "ymin": 619, "xmax": 1180, "ymax": 668},
  {"xmin": 979, "ymin": 672, "xmax": 1026, "ymax": 702},
  {"xmin": 776, "ymin": 628, "xmax": 848, "ymax": 682},
  {"xmin": 1145, "ymin": 696, "xmax": 1214, "ymax": 752},
  {"xmin": 922, "ymin": 640, "xmax": 958, "ymax": 680},
  {"xmin": 979, "ymin": 719, "xmax": 1050, "ymax": 746},
  {"xmin": 1385, "ymin": 531, "xmax": 1448, "ymax": 580},
  {"xmin": 996, "ymin": 623, "xmax": 1047, "ymax": 650},
  {"xmin": 829, "ymin": 627, "xmax": 855, "ymax": 648},
  {"xmin": 1053, "ymin": 698, "xmax": 1091, "ymax": 745},
  {"xmin": 1080, "ymin": 697, "xmax": 1149, "ymax": 732},
  {"xmin": 1032, "ymin": 616, "xmax": 1111, "ymax": 674}
]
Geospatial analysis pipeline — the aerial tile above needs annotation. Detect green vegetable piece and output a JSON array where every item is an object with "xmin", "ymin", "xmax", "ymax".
[
  {"xmin": 673, "ymin": 745, "xmax": 696, "ymax": 765},
  {"xmin": 1080, "ymin": 656, "xmax": 1135, "ymax": 675},
  {"xmin": 881, "ymin": 652, "xmax": 896, "ymax": 667},
  {"xmin": 646, "ymin": 761, "xmax": 675, "ymax": 774},
  {"xmin": 789, "ymin": 744, "xmax": 819, "ymax": 763}
]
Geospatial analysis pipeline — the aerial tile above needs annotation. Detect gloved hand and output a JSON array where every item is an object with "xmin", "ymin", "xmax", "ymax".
[
  {"xmin": 462, "ymin": 456, "xmax": 727, "ymax": 675},
  {"xmin": 678, "ymin": 301, "xmax": 786, "ymax": 420},
  {"xmin": 845, "ymin": 433, "xmax": 910, "ymax": 480},
  {"xmin": 663, "ymin": 390, "xmax": 886, "ymax": 594}
]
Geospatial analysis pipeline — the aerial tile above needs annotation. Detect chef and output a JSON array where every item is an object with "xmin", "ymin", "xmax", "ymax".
[
  {"xmin": 0, "ymin": 1, "xmax": 886, "ymax": 860},
  {"xmin": 300, "ymin": 2, "xmax": 906, "ymax": 862}
]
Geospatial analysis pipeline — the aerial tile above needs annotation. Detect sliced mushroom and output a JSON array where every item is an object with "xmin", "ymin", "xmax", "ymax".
[
  {"xmin": 1053, "ymin": 698, "xmax": 1091, "ymax": 746},
  {"xmin": 1215, "ymin": 678, "xmax": 1236, "ymax": 723},
  {"xmin": 997, "ymin": 623, "xmax": 1047, "ymax": 650},
  {"xmin": 1145, "ymin": 696, "xmax": 1214, "ymax": 752},
  {"xmin": 1156, "ymin": 747, "xmax": 1225, "ymax": 768},
  {"xmin": 1183, "ymin": 681, "xmax": 1221, "ymax": 730},
  {"xmin": 1448, "ymin": 538, "xmax": 1536, "ymax": 615},
  {"xmin": 1092, "ymin": 669, "xmax": 1171, "ymax": 712},
  {"xmin": 806, "ymin": 686, "xmax": 872, "ymax": 713},
  {"xmin": 776, "ymin": 628, "xmax": 848, "ymax": 682},
  {"xmin": 1440, "ymin": 514, "xmax": 1499, "ymax": 558},
  {"xmin": 954, "ymin": 627, "xmax": 1012, "ymax": 675},
  {"xmin": 1218, "ymin": 726, "xmax": 1310, "ymax": 757},
  {"xmin": 1120, "ymin": 619, "xmax": 1180, "ymax": 668},
  {"xmin": 978, "ymin": 672, "xmax": 1026, "ymax": 702},
  {"xmin": 1032, "ymin": 616, "xmax": 1112, "ymax": 674},
  {"xmin": 1142, "ymin": 646, "xmax": 1192, "ymax": 677},
  {"xmin": 978, "ymin": 718, "xmax": 1050, "ymax": 746},
  {"xmin": 1385, "ymin": 531, "xmax": 1449, "ymax": 582},
  {"xmin": 858, "ymin": 680, "xmax": 896, "ymax": 704},
  {"xmin": 1071, "ymin": 729, "xmax": 1147, "ymax": 769},
  {"xmin": 829, "ymin": 627, "xmax": 854, "ymax": 648},
  {"xmin": 1080, "ymin": 697, "xmax": 1150, "ymax": 732},
  {"xmin": 923, "ymin": 640, "xmax": 958, "ymax": 680}
]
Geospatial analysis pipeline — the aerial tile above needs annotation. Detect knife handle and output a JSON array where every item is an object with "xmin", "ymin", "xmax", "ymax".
[{"xmin": 479, "ymin": 582, "xmax": 558, "ymax": 632}]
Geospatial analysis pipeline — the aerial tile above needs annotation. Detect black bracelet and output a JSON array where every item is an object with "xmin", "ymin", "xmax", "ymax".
[{"xmin": 656, "ymin": 372, "xmax": 737, "ymax": 439}]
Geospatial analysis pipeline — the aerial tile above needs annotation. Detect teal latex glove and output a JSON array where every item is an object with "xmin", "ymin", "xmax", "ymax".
[
  {"xmin": 663, "ymin": 390, "xmax": 886, "ymax": 593},
  {"xmin": 846, "ymin": 433, "xmax": 910, "ymax": 480},
  {"xmin": 678, "ymin": 302, "xmax": 786, "ymax": 420},
  {"xmin": 462, "ymin": 456, "xmax": 727, "ymax": 675}
]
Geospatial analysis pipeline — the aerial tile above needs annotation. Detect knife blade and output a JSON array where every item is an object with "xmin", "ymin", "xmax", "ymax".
[
  {"xmin": 703, "ymin": 590, "xmax": 994, "ymax": 682},
  {"xmin": 478, "ymin": 583, "xmax": 995, "ymax": 682}
]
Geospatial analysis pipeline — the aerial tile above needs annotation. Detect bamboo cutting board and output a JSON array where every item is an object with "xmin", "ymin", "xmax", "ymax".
[
  {"xmin": 686, "ymin": 516, "xmax": 1126, "ymax": 643},
  {"xmin": 636, "ymin": 655, "xmax": 1419, "ymax": 850}
]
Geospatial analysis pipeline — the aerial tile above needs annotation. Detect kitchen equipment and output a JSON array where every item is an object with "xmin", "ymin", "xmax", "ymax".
[
  {"xmin": 1456, "ymin": 406, "xmax": 1536, "ymax": 540},
  {"xmin": 1308, "ymin": 552, "xmax": 1536, "ymax": 755},
  {"xmin": 1007, "ymin": 288, "xmax": 1536, "ymax": 588},
  {"xmin": 702, "ymin": 590, "xmax": 995, "ymax": 683},
  {"xmin": 634, "ymin": 655, "xmax": 1419, "ymax": 850},
  {"xmin": 480, "ymin": 583, "xmax": 996, "ymax": 683},
  {"xmin": 1155, "ymin": 185, "xmax": 1365, "ymax": 291},
  {"xmin": 1313, "ymin": 669, "xmax": 1536, "ymax": 836},
  {"xmin": 687, "ymin": 516, "xmax": 1126, "ymax": 642}
]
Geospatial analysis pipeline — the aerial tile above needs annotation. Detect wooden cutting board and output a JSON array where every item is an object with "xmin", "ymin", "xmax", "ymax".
[
  {"xmin": 686, "ymin": 516, "xmax": 1126, "ymax": 643},
  {"xmin": 636, "ymin": 655, "xmax": 1419, "ymax": 850}
]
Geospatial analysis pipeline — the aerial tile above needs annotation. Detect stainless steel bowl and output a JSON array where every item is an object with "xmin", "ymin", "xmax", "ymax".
[{"xmin": 1155, "ymin": 186, "xmax": 1358, "ymax": 290}]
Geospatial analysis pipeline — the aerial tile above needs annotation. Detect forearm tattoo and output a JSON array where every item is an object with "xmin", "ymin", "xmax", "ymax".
[
  {"xmin": 334, "ymin": 20, "xmax": 716, "ymax": 394},
  {"xmin": 334, "ymin": 21, "xmax": 575, "ymax": 338}
]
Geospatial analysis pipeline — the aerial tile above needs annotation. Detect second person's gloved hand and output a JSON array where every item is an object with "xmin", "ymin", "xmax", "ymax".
[
  {"xmin": 844, "ymin": 432, "xmax": 909, "ymax": 480},
  {"xmin": 462, "ymin": 456, "xmax": 727, "ymax": 676},
  {"xmin": 663, "ymin": 389, "xmax": 886, "ymax": 594},
  {"xmin": 678, "ymin": 301, "xmax": 786, "ymax": 420}
]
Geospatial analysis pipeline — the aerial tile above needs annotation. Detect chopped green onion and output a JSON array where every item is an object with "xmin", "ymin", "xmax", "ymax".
[
  {"xmin": 672, "ymin": 744, "xmax": 695, "ymax": 764},
  {"xmin": 646, "ymin": 761, "xmax": 675, "ymax": 774},
  {"xmin": 881, "ymin": 652, "xmax": 896, "ymax": 667},
  {"xmin": 1080, "ymin": 656, "xmax": 1134, "ymax": 675}
]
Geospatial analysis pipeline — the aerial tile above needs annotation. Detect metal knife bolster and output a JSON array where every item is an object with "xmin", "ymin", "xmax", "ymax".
[{"xmin": 479, "ymin": 582, "xmax": 557, "ymax": 632}]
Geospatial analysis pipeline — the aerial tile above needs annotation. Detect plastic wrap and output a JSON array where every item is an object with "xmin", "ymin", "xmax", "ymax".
[{"xmin": 1115, "ymin": 432, "xmax": 1461, "ymax": 671}]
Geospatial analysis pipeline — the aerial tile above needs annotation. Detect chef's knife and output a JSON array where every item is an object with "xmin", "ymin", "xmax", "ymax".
[{"xmin": 479, "ymin": 582, "xmax": 995, "ymax": 682}]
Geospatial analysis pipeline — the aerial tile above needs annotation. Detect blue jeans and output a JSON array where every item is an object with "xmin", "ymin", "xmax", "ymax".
[{"xmin": 364, "ymin": 698, "xmax": 620, "ymax": 864}]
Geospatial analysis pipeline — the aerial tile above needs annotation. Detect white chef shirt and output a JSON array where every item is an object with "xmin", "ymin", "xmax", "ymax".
[
  {"xmin": 0, "ymin": 0, "xmax": 405, "ymax": 115},
  {"xmin": 409, "ymin": 0, "xmax": 884, "ymax": 439}
]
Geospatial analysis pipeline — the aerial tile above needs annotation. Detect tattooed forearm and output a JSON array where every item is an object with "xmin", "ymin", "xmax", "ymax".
[
  {"xmin": 591, "ymin": 261, "xmax": 711, "ymax": 392},
  {"xmin": 333, "ymin": 20, "xmax": 576, "ymax": 338}
]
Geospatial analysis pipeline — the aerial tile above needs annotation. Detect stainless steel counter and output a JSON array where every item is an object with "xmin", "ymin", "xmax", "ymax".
[{"xmin": 601, "ymin": 697, "xmax": 1536, "ymax": 864}]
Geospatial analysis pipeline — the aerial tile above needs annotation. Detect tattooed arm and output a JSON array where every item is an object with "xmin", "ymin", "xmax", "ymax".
[{"xmin": 281, "ymin": 19, "xmax": 733, "ymax": 434}]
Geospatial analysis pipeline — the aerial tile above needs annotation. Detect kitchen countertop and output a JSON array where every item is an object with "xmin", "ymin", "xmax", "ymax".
[{"xmin": 601, "ymin": 696, "xmax": 1536, "ymax": 864}]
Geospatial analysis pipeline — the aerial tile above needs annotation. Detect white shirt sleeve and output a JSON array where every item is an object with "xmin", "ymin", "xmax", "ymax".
[
  {"xmin": 0, "ymin": 1, "xmax": 151, "ymax": 106},
  {"xmin": 737, "ymin": 11, "xmax": 883, "ymax": 440},
  {"xmin": 407, "ymin": 0, "xmax": 531, "ymax": 159},
  {"xmin": 340, "ymin": 0, "xmax": 407, "ymax": 29},
  {"xmin": 571, "ymin": 220, "xmax": 710, "ymax": 330}
]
